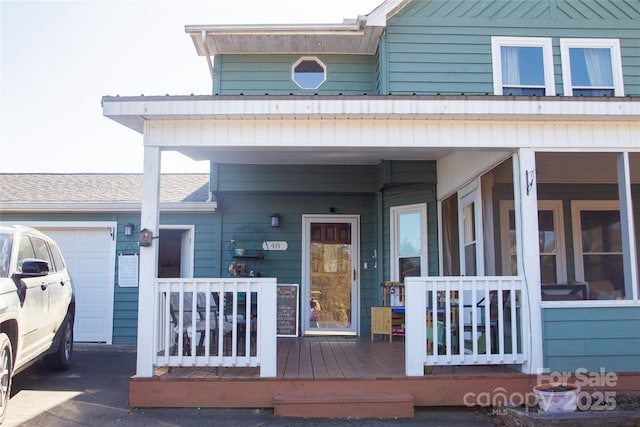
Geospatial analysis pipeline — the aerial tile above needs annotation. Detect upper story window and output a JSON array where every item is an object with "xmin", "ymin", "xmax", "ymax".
[
  {"xmin": 491, "ymin": 36, "xmax": 555, "ymax": 96},
  {"xmin": 560, "ymin": 39, "xmax": 624, "ymax": 96},
  {"xmin": 292, "ymin": 57, "xmax": 326, "ymax": 89}
]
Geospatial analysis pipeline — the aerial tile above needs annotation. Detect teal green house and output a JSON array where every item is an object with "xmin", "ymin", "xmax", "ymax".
[{"xmin": 15, "ymin": 0, "xmax": 640, "ymax": 407}]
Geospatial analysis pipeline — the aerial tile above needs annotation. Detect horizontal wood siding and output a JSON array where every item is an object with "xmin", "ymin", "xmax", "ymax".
[
  {"xmin": 115, "ymin": 212, "xmax": 218, "ymax": 345},
  {"xmin": 218, "ymin": 54, "xmax": 377, "ymax": 95},
  {"xmin": 217, "ymin": 193, "xmax": 376, "ymax": 334},
  {"xmin": 0, "ymin": 212, "xmax": 219, "ymax": 345},
  {"xmin": 542, "ymin": 307, "xmax": 640, "ymax": 372},
  {"xmin": 387, "ymin": 0, "xmax": 640, "ymax": 96},
  {"xmin": 214, "ymin": 161, "xmax": 437, "ymax": 337},
  {"xmin": 215, "ymin": 164, "xmax": 377, "ymax": 194}
]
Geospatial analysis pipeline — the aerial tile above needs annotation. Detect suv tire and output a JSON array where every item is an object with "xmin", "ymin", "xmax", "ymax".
[
  {"xmin": 0, "ymin": 333, "xmax": 13, "ymax": 424},
  {"xmin": 43, "ymin": 313, "xmax": 73, "ymax": 371}
]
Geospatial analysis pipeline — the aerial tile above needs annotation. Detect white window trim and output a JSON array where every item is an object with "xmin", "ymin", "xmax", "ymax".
[
  {"xmin": 500, "ymin": 200, "xmax": 567, "ymax": 283},
  {"xmin": 390, "ymin": 203, "xmax": 428, "ymax": 281},
  {"xmin": 560, "ymin": 38, "xmax": 624, "ymax": 96},
  {"xmin": 458, "ymin": 180, "xmax": 484, "ymax": 276},
  {"xmin": 292, "ymin": 56, "xmax": 327, "ymax": 90},
  {"xmin": 570, "ymin": 200, "xmax": 620, "ymax": 283},
  {"xmin": 491, "ymin": 36, "xmax": 555, "ymax": 96}
]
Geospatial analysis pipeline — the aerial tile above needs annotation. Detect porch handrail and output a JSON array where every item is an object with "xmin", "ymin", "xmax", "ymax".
[
  {"xmin": 404, "ymin": 276, "xmax": 527, "ymax": 376},
  {"xmin": 153, "ymin": 278, "xmax": 277, "ymax": 377}
]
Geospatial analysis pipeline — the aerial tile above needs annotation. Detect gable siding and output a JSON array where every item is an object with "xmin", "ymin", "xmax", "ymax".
[
  {"xmin": 542, "ymin": 307, "xmax": 640, "ymax": 372},
  {"xmin": 386, "ymin": 0, "xmax": 640, "ymax": 96},
  {"xmin": 217, "ymin": 54, "xmax": 377, "ymax": 95}
]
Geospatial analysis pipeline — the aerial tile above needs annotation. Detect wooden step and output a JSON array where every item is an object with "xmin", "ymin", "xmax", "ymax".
[{"xmin": 273, "ymin": 392, "xmax": 414, "ymax": 418}]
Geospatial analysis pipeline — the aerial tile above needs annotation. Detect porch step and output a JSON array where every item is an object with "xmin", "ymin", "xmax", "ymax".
[{"xmin": 273, "ymin": 392, "xmax": 414, "ymax": 419}]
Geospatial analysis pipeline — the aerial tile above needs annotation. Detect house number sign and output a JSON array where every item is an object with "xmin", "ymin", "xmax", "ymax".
[{"xmin": 263, "ymin": 241, "xmax": 288, "ymax": 251}]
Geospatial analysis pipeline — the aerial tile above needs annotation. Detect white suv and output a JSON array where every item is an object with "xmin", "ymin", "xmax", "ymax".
[{"xmin": 0, "ymin": 225, "xmax": 75, "ymax": 422}]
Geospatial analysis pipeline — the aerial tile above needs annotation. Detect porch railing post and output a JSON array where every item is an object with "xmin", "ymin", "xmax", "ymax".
[
  {"xmin": 258, "ymin": 278, "xmax": 277, "ymax": 377},
  {"xmin": 405, "ymin": 277, "xmax": 427, "ymax": 376}
]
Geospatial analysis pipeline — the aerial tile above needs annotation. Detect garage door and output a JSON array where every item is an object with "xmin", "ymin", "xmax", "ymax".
[{"xmin": 36, "ymin": 226, "xmax": 115, "ymax": 343}]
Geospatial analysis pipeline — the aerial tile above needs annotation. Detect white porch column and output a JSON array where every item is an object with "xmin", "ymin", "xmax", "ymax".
[
  {"xmin": 258, "ymin": 279, "xmax": 278, "ymax": 377},
  {"xmin": 405, "ymin": 277, "xmax": 427, "ymax": 376},
  {"xmin": 617, "ymin": 152, "xmax": 639, "ymax": 299},
  {"xmin": 136, "ymin": 145, "xmax": 161, "ymax": 377},
  {"xmin": 513, "ymin": 149, "xmax": 543, "ymax": 374}
]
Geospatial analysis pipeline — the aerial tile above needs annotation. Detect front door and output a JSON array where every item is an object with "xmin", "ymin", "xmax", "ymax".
[{"xmin": 302, "ymin": 215, "xmax": 359, "ymax": 335}]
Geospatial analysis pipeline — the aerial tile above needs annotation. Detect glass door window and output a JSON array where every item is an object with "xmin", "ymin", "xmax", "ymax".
[
  {"xmin": 303, "ymin": 216, "xmax": 359, "ymax": 335},
  {"xmin": 459, "ymin": 183, "xmax": 483, "ymax": 276},
  {"xmin": 391, "ymin": 204, "xmax": 428, "ymax": 282}
]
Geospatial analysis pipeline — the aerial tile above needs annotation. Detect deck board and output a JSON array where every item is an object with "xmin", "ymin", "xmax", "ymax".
[
  {"xmin": 139, "ymin": 337, "xmax": 546, "ymax": 409},
  {"xmin": 297, "ymin": 339, "xmax": 314, "ymax": 378},
  {"xmin": 156, "ymin": 337, "xmax": 519, "ymax": 381},
  {"xmin": 319, "ymin": 341, "xmax": 343, "ymax": 378}
]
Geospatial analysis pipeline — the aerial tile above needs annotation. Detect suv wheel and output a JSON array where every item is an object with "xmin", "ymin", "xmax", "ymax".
[
  {"xmin": 44, "ymin": 314, "xmax": 73, "ymax": 371},
  {"xmin": 0, "ymin": 333, "xmax": 13, "ymax": 424}
]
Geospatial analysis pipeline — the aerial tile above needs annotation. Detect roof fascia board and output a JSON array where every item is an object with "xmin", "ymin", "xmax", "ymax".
[
  {"xmin": 102, "ymin": 97, "xmax": 640, "ymax": 131},
  {"xmin": 186, "ymin": 23, "xmax": 364, "ymax": 34}
]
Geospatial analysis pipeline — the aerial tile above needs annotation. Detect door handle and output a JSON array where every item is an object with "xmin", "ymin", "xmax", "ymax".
[
  {"xmin": 353, "ymin": 269, "xmax": 356, "ymax": 281},
  {"xmin": 41, "ymin": 282, "xmax": 48, "ymax": 291}
]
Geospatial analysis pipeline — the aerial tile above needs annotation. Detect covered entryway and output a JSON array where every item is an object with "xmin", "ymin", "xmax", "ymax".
[{"xmin": 28, "ymin": 222, "xmax": 116, "ymax": 343}]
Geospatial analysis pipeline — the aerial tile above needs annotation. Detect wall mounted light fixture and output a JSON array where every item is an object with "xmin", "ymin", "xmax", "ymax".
[
  {"xmin": 270, "ymin": 213, "xmax": 281, "ymax": 228},
  {"xmin": 124, "ymin": 223, "xmax": 134, "ymax": 237},
  {"xmin": 140, "ymin": 228, "xmax": 154, "ymax": 246}
]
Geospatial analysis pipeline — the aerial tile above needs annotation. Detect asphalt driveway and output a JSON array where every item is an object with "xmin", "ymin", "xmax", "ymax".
[{"xmin": 6, "ymin": 344, "xmax": 496, "ymax": 426}]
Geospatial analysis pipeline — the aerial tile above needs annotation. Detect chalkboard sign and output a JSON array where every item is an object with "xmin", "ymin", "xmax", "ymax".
[{"xmin": 277, "ymin": 284, "xmax": 299, "ymax": 337}]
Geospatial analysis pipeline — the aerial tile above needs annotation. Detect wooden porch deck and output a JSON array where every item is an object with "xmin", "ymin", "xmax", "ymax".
[
  {"xmin": 131, "ymin": 337, "xmax": 534, "ymax": 417},
  {"xmin": 155, "ymin": 336, "xmax": 515, "ymax": 380}
]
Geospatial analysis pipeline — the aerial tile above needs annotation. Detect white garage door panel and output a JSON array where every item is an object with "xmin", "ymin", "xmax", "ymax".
[{"xmin": 37, "ymin": 227, "xmax": 114, "ymax": 343}]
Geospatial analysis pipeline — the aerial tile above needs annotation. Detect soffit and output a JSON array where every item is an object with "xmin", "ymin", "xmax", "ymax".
[
  {"xmin": 187, "ymin": 24, "xmax": 385, "ymax": 55},
  {"xmin": 185, "ymin": 0, "xmax": 409, "ymax": 55}
]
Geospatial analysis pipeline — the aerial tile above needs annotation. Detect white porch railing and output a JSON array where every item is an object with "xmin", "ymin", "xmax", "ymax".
[
  {"xmin": 153, "ymin": 278, "xmax": 277, "ymax": 377},
  {"xmin": 404, "ymin": 276, "xmax": 527, "ymax": 376}
]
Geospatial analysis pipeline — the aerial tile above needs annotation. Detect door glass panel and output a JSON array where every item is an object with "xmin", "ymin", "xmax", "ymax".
[
  {"xmin": 309, "ymin": 223, "xmax": 352, "ymax": 330},
  {"xmin": 463, "ymin": 202, "xmax": 477, "ymax": 276},
  {"xmin": 397, "ymin": 211, "xmax": 421, "ymax": 281}
]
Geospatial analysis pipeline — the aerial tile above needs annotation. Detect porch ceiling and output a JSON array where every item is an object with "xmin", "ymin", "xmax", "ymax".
[{"xmin": 177, "ymin": 146, "xmax": 455, "ymax": 165}]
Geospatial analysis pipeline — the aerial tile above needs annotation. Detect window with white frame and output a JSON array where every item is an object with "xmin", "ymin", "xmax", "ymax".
[
  {"xmin": 500, "ymin": 200, "xmax": 567, "ymax": 284},
  {"xmin": 491, "ymin": 36, "xmax": 555, "ymax": 96},
  {"xmin": 560, "ymin": 38, "xmax": 624, "ymax": 96},
  {"xmin": 571, "ymin": 200, "xmax": 625, "ymax": 299},
  {"xmin": 390, "ymin": 204, "xmax": 428, "ymax": 282},
  {"xmin": 292, "ymin": 57, "xmax": 326, "ymax": 90}
]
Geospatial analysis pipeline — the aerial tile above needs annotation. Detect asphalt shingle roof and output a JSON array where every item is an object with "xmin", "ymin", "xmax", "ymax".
[{"xmin": 0, "ymin": 174, "xmax": 210, "ymax": 203}]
